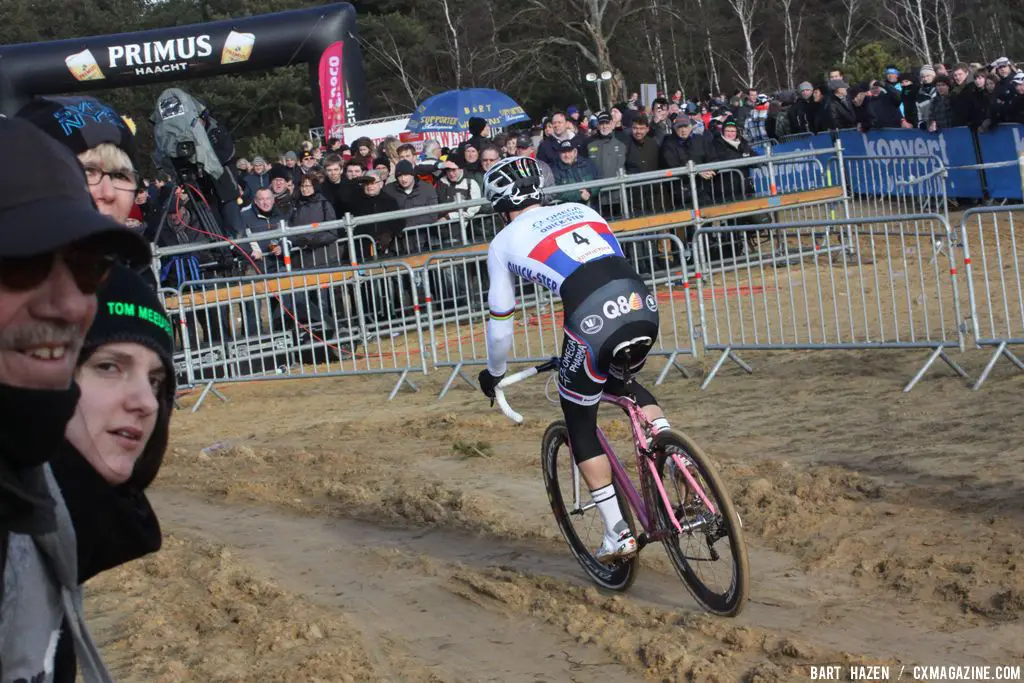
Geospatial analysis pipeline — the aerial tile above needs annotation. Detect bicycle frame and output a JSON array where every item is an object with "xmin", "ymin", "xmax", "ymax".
[
  {"xmin": 494, "ymin": 358, "xmax": 719, "ymax": 545},
  {"xmin": 592, "ymin": 393, "xmax": 718, "ymax": 545}
]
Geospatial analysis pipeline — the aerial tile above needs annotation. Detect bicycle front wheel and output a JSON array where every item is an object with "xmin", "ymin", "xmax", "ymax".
[
  {"xmin": 541, "ymin": 420, "xmax": 638, "ymax": 592},
  {"xmin": 644, "ymin": 430, "xmax": 749, "ymax": 616}
]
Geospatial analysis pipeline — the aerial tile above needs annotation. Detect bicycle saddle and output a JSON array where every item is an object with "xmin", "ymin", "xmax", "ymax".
[{"xmin": 612, "ymin": 336, "xmax": 653, "ymax": 366}]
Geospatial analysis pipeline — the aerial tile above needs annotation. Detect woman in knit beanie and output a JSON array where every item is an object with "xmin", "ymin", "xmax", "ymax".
[
  {"xmin": 50, "ymin": 265, "xmax": 176, "ymax": 681},
  {"xmin": 17, "ymin": 96, "xmax": 140, "ymax": 226}
]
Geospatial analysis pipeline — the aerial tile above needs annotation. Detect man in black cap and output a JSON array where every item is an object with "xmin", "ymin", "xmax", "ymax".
[
  {"xmin": 384, "ymin": 160, "xmax": 439, "ymax": 232},
  {"xmin": 268, "ymin": 163, "xmax": 295, "ymax": 216},
  {"xmin": 0, "ymin": 117, "xmax": 149, "ymax": 682},
  {"xmin": 660, "ymin": 115, "xmax": 712, "ymax": 170},
  {"xmin": 586, "ymin": 111, "xmax": 627, "ymax": 182},
  {"xmin": 551, "ymin": 139, "xmax": 600, "ymax": 208}
]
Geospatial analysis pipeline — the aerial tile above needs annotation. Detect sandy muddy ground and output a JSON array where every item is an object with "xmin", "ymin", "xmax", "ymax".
[{"xmin": 84, "ymin": 346, "xmax": 1024, "ymax": 682}]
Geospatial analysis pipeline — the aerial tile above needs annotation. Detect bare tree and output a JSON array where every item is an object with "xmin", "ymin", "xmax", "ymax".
[
  {"xmin": 690, "ymin": 0, "xmax": 721, "ymax": 94},
  {"xmin": 648, "ymin": 0, "xmax": 670, "ymax": 93},
  {"xmin": 439, "ymin": 0, "xmax": 463, "ymax": 88},
  {"xmin": 878, "ymin": 0, "xmax": 933, "ymax": 64},
  {"xmin": 827, "ymin": 0, "xmax": 868, "ymax": 65},
  {"xmin": 933, "ymin": 0, "xmax": 960, "ymax": 63},
  {"xmin": 725, "ymin": 0, "xmax": 763, "ymax": 88},
  {"xmin": 778, "ymin": 0, "xmax": 805, "ymax": 89},
  {"xmin": 528, "ymin": 0, "xmax": 646, "ymax": 102}
]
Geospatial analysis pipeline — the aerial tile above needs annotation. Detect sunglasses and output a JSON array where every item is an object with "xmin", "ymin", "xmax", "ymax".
[{"xmin": 0, "ymin": 245, "xmax": 117, "ymax": 295}]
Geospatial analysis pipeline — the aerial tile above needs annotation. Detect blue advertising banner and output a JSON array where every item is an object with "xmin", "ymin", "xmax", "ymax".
[
  {"xmin": 837, "ymin": 127, "xmax": 983, "ymax": 199},
  {"xmin": 977, "ymin": 124, "xmax": 1024, "ymax": 199},
  {"xmin": 742, "ymin": 125, "xmax": 1019, "ymax": 201},
  {"xmin": 754, "ymin": 126, "xmax": 1013, "ymax": 200},
  {"xmin": 749, "ymin": 134, "xmax": 822, "ymax": 196}
]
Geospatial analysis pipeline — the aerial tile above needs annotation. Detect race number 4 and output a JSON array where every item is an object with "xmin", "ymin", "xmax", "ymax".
[{"xmin": 554, "ymin": 225, "xmax": 613, "ymax": 263}]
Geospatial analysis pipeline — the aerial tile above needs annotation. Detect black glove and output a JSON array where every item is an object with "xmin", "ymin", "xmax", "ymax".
[{"xmin": 478, "ymin": 369, "xmax": 504, "ymax": 400}]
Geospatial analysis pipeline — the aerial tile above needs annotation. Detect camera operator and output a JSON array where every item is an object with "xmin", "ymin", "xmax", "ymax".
[{"xmin": 152, "ymin": 88, "xmax": 245, "ymax": 241}]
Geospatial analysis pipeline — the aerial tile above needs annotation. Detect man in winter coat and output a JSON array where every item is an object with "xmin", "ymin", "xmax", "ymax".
[
  {"xmin": 241, "ymin": 187, "xmax": 285, "ymax": 271},
  {"xmin": 0, "ymin": 118, "xmax": 150, "ymax": 683},
  {"xmin": 586, "ymin": 112, "xmax": 627, "ymax": 215},
  {"xmin": 927, "ymin": 76, "xmax": 954, "ymax": 131},
  {"xmin": 384, "ymin": 160, "xmax": 439, "ymax": 253},
  {"xmin": 320, "ymin": 154, "xmax": 351, "ymax": 217},
  {"xmin": 243, "ymin": 156, "xmax": 271, "ymax": 202},
  {"xmin": 647, "ymin": 97, "xmax": 673, "ymax": 144},
  {"xmin": 660, "ymin": 117, "xmax": 712, "ymax": 169},
  {"xmin": 787, "ymin": 82, "xmax": 819, "ymax": 134},
  {"xmin": 995, "ymin": 72, "xmax": 1024, "ymax": 124},
  {"xmin": 537, "ymin": 111, "xmax": 589, "ymax": 166},
  {"xmin": 436, "ymin": 157, "xmax": 483, "ymax": 222},
  {"xmin": 819, "ymin": 80, "xmax": 858, "ymax": 131},
  {"xmin": 349, "ymin": 169, "xmax": 404, "ymax": 258},
  {"xmin": 624, "ymin": 114, "xmax": 660, "ymax": 175},
  {"xmin": 268, "ymin": 163, "xmax": 295, "ymax": 217},
  {"xmin": 710, "ymin": 119, "xmax": 758, "ymax": 202},
  {"xmin": 987, "ymin": 57, "xmax": 1018, "ymax": 127},
  {"xmin": 950, "ymin": 67, "xmax": 988, "ymax": 128},
  {"xmin": 551, "ymin": 139, "xmax": 601, "ymax": 207},
  {"xmin": 855, "ymin": 79, "xmax": 903, "ymax": 130},
  {"xmin": 624, "ymin": 114, "xmax": 662, "ymax": 214}
]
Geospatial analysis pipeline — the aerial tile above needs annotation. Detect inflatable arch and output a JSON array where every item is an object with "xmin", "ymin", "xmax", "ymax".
[{"xmin": 0, "ymin": 3, "xmax": 369, "ymax": 137}]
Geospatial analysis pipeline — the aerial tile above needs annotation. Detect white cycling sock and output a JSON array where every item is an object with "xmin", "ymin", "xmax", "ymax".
[
  {"xmin": 651, "ymin": 417, "xmax": 671, "ymax": 434},
  {"xmin": 591, "ymin": 484, "xmax": 627, "ymax": 540}
]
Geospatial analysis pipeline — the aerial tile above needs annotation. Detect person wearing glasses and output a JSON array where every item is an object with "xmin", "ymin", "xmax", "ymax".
[
  {"xmin": 0, "ymin": 118, "xmax": 149, "ymax": 683},
  {"xmin": 18, "ymin": 96, "xmax": 142, "ymax": 227}
]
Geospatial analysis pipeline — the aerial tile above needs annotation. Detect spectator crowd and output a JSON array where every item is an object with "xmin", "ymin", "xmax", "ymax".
[{"xmin": 117, "ymin": 54, "xmax": 1024, "ymax": 286}]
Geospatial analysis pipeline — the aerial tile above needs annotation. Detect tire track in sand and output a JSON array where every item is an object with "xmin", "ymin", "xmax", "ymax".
[{"xmin": 151, "ymin": 490, "xmax": 1019, "ymax": 678}]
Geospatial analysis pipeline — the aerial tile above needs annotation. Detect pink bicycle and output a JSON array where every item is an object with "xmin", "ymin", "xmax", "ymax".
[{"xmin": 493, "ymin": 353, "xmax": 749, "ymax": 616}]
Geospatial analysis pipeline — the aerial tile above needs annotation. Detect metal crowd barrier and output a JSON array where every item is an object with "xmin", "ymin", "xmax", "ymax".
[
  {"xmin": 843, "ymin": 155, "xmax": 949, "ymax": 221},
  {"xmin": 169, "ymin": 262, "xmax": 427, "ymax": 411},
  {"xmin": 151, "ymin": 143, "xmax": 852, "ymax": 277},
  {"xmin": 960, "ymin": 206, "xmax": 1024, "ymax": 389},
  {"xmin": 692, "ymin": 214, "xmax": 969, "ymax": 392},
  {"xmin": 420, "ymin": 233, "xmax": 700, "ymax": 398}
]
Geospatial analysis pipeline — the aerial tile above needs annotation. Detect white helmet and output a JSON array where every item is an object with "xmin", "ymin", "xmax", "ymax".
[{"xmin": 482, "ymin": 156, "xmax": 544, "ymax": 213}]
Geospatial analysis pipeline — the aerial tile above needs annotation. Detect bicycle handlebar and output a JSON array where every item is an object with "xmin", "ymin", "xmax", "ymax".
[{"xmin": 493, "ymin": 358, "xmax": 559, "ymax": 424}]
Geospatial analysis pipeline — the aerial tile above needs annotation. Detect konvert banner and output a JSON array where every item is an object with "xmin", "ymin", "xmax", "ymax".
[{"xmin": 752, "ymin": 125, "xmax": 1023, "ymax": 200}]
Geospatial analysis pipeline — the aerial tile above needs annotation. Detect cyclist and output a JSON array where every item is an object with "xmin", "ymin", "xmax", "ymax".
[{"xmin": 478, "ymin": 156, "xmax": 671, "ymax": 563}]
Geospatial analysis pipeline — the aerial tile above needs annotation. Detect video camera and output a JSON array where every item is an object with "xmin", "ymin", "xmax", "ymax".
[{"xmin": 151, "ymin": 88, "xmax": 245, "ymax": 282}]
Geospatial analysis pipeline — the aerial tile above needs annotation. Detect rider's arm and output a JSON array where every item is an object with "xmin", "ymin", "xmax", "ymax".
[{"xmin": 485, "ymin": 247, "xmax": 516, "ymax": 377}]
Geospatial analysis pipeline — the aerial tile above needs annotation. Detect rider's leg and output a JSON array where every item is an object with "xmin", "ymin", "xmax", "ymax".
[
  {"xmin": 604, "ymin": 366, "xmax": 671, "ymax": 434},
  {"xmin": 561, "ymin": 396, "xmax": 637, "ymax": 560}
]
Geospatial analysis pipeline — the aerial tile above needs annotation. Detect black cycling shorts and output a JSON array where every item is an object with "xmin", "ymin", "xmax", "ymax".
[{"xmin": 557, "ymin": 257, "xmax": 660, "ymax": 406}]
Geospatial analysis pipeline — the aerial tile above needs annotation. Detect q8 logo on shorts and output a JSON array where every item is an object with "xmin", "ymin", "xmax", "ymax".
[{"xmin": 603, "ymin": 293, "xmax": 643, "ymax": 319}]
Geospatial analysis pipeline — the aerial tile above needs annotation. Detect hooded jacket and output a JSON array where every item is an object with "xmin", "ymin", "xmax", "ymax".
[{"xmin": 0, "ymin": 383, "xmax": 116, "ymax": 683}]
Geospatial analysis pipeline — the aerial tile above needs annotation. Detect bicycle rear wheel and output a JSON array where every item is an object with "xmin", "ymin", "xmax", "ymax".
[
  {"xmin": 643, "ymin": 430, "xmax": 748, "ymax": 616},
  {"xmin": 541, "ymin": 420, "xmax": 638, "ymax": 592}
]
